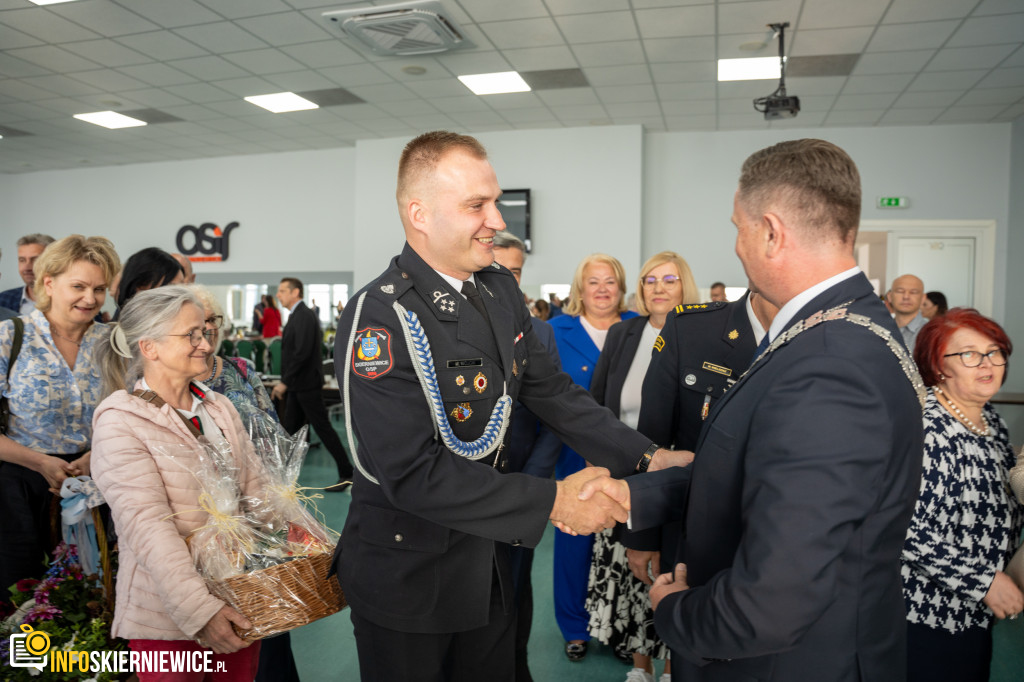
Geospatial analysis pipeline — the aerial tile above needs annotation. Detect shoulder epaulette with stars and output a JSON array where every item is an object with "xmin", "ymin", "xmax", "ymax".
[{"xmin": 674, "ymin": 301, "xmax": 728, "ymax": 315}]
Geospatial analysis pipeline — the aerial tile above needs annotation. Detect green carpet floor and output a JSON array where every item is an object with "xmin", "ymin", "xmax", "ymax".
[{"xmin": 292, "ymin": 437, "xmax": 1024, "ymax": 681}]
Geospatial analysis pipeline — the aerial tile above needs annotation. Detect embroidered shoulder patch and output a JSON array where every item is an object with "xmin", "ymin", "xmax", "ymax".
[
  {"xmin": 653, "ymin": 335, "xmax": 665, "ymax": 352},
  {"xmin": 352, "ymin": 327, "xmax": 394, "ymax": 380}
]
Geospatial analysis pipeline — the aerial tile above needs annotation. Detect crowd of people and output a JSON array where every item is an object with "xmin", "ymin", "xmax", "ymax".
[{"xmin": 1, "ymin": 130, "xmax": 1022, "ymax": 682}]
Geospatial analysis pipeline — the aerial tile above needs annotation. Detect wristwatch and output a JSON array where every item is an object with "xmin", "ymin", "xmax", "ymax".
[{"xmin": 637, "ymin": 443, "xmax": 659, "ymax": 473}]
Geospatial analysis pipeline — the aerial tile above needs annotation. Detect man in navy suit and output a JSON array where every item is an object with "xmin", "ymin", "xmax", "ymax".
[
  {"xmin": 0, "ymin": 234, "xmax": 54, "ymax": 315},
  {"xmin": 586, "ymin": 139, "xmax": 925, "ymax": 682}
]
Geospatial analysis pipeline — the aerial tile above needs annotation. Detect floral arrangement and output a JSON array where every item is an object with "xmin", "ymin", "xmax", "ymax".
[{"xmin": 0, "ymin": 543, "xmax": 126, "ymax": 682}]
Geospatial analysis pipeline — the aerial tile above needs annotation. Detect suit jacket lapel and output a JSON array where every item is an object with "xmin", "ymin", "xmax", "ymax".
[
  {"xmin": 477, "ymin": 278, "xmax": 516, "ymax": 379},
  {"xmin": 559, "ymin": 319, "xmax": 600, "ymax": 367}
]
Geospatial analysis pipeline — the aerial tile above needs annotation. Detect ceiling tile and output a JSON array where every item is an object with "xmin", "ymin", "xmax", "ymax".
[
  {"xmin": 235, "ymin": 13, "xmax": 332, "ymax": 46},
  {"xmin": 0, "ymin": 23, "xmax": 43, "ymax": 50},
  {"xmin": 536, "ymin": 88, "xmax": 600, "ymax": 106},
  {"xmin": 645, "ymin": 36, "xmax": 716, "ymax": 62},
  {"xmin": 555, "ymin": 11, "xmax": 639, "ymax": 44},
  {"xmin": 964, "ymin": 86, "xmax": 1024, "ymax": 105},
  {"xmin": 717, "ymin": 0, "xmax": 802, "ymax": 35},
  {"xmin": 883, "ymin": 0, "xmax": 979, "ymax": 24},
  {"xmin": 221, "ymin": 48, "xmax": 307, "ymax": 75},
  {"xmin": 878, "ymin": 108, "xmax": 942, "ymax": 124},
  {"xmin": 799, "ymin": 0, "xmax": 891, "ymax": 30},
  {"xmin": 7, "ymin": 46, "xmax": 102, "ymax": 73},
  {"xmin": 973, "ymin": 0, "xmax": 1024, "ymax": 15},
  {"xmin": 63, "ymin": 40, "xmax": 153, "ymax": 68},
  {"xmin": 502, "ymin": 46, "xmax": 579, "ymax": 71},
  {"xmin": 663, "ymin": 114, "xmax": 717, "ymax": 130},
  {"xmin": 398, "ymin": 113, "xmax": 461, "ymax": 129},
  {"xmin": 0, "ymin": 7, "xmax": 101, "ymax": 43},
  {"xmin": 117, "ymin": 88, "xmax": 192, "ymax": 108},
  {"xmin": 661, "ymin": 99, "xmax": 716, "ymax": 115},
  {"xmin": 482, "ymin": 92, "xmax": 544, "ymax": 109},
  {"xmin": 212, "ymin": 75, "xmax": 281, "ymax": 97},
  {"xmin": 946, "ymin": 13, "xmax": 1024, "ymax": 47},
  {"xmin": 650, "ymin": 61, "xmax": 715, "ymax": 83},
  {"xmin": 718, "ymin": 97, "xmax": 758, "ymax": 114},
  {"xmin": 500, "ymin": 107, "xmax": 560, "ymax": 123},
  {"xmin": 51, "ymin": 1, "xmax": 160, "ymax": 37},
  {"xmin": 909, "ymin": 69, "xmax": 987, "ymax": 91},
  {"xmin": 436, "ymin": 51, "xmax": 511, "ymax": 76},
  {"xmin": 547, "ymin": 0, "xmax": 631, "ymax": 14},
  {"xmin": 0, "ymin": 53, "xmax": 50, "ymax": 79},
  {"xmin": 404, "ymin": 78, "xmax": 470, "ymax": 98},
  {"xmin": 595, "ymin": 84, "xmax": 656, "ymax": 102},
  {"xmin": 976, "ymin": 66, "xmax": 1024, "ymax": 88},
  {"xmin": 785, "ymin": 76, "xmax": 848, "ymax": 95},
  {"xmin": 173, "ymin": 23, "xmax": 270, "ymax": 54},
  {"xmin": 796, "ymin": 94, "xmax": 838, "ymax": 111},
  {"xmin": 892, "ymin": 90, "xmax": 963, "ymax": 108},
  {"xmin": 69, "ymin": 69, "xmax": 149, "ymax": 92},
  {"xmin": 115, "ymin": 32, "xmax": 211, "ymax": 62},
  {"xmin": 117, "ymin": 63, "xmax": 196, "ymax": 87},
  {"xmin": 635, "ymin": 5, "xmax": 716, "ymax": 39},
  {"xmin": 1003, "ymin": 47, "xmax": 1024, "ymax": 68},
  {"xmin": 936, "ymin": 104, "xmax": 1006, "ymax": 121},
  {"xmin": 852, "ymin": 50, "xmax": 937, "ymax": 75},
  {"xmin": 0, "ymin": 79, "xmax": 57, "ymax": 102},
  {"xmin": 832, "ymin": 92, "xmax": 899, "ymax": 110},
  {"xmin": 460, "ymin": 0, "xmax": 549, "ymax": 23},
  {"xmin": 170, "ymin": 56, "xmax": 250, "ymax": 81},
  {"xmin": 604, "ymin": 101, "xmax": 662, "ymax": 117},
  {"xmin": 633, "ymin": 0, "xmax": 712, "ymax": 8},
  {"xmin": 431, "ymin": 95, "xmax": 491, "ymax": 113},
  {"xmin": 267, "ymin": 70, "xmax": 339, "ymax": 92},
  {"xmin": 791, "ymin": 27, "xmax": 874, "ymax": 57},
  {"xmin": 376, "ymin": 99, "xmax": 440, "ymax": 116},
  {"xmin": 195, "ymin": 0, "xmax": 294, "ymax": 20},
  {"xmin": 585, "ymin": 64, "xmax": 652, "ymax": 86},
  {"xmin": 447, "ymin": 110, "xmax": 509, "ymax": 127},
  {"xmin": 319, "ymin": 63, "xmax": 394, "ymax": 88},
  {"xmin": 163, "ymin": 83, "xmax": 237, "ymax": 103},
  {"xmin": 841, "ymin": 73, "xmax": 915, "ymax": 94},
  {"xmin": 656, "ymin": 81, "xmax": 717, "ymax": 100},
  {"xmin": 718, "ymin": 113, "xmax": 770, "ymax": 129},
  {"xmin": 824, "ymin": 109, "xmax": 884, "ymax": 124},
  {"xmin": 554, "ymin": 104, "xmax": 608, "ymax": 120},
  {"xmin": 571, "ymin": 40, "xmax": 645, "ymax": 67},
  {"xmin": 119, "ymin": 0, "xmax": 222, "ymax": 28},
  {"xmin": 866, "ymin": 21, "xmax": 960, "ymax": 52},
  {"xmin": 280, "ymin": 41, "xmax": 366, "ymax": 69},
  {"xmin": 21, "ymin": 75, "xmax": 100, "ymax": 98},
  {"xmin": 718, "ymin": 80, "xmax": 780, "ymax": 98},
  {"xmin": 479, "ymin": 18, "xmax": 564, "ymax": 49},
  {"xmin": 347, "ymin": 82, "xmax": 420, "ymax": 103},
  {"xmin": 926, "ymin": 44, "xmax": 1019, "ymax": 71}
]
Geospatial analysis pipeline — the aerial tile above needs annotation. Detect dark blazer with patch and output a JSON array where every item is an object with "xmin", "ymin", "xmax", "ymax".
[
  {"xmin": 623, "ymin": 294, "xmax": 757, "ymax": 568},
  {"xmin": 280, "ymin": 300, "xmax": 323, "ymax": 391},
  {"xmin": 332, "ymin": 243, "xmax": 651, "ymax": 634},
  {"xmin": 589, "ymin": 314, "xmax": 650, "ymax": 418},
  {"xmin": 628, "ymin": 273, "xmax": 924, "ymax": 682}
]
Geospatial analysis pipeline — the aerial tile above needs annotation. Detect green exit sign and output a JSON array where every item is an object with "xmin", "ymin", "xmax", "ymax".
[{"xmin": 878, "ymin": 196, "xmax": 909, "ymax": 208}]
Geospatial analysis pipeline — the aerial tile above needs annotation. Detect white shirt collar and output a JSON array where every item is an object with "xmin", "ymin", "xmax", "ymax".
[
  {"xmin": 768, "ymin": 266, "xmax": 862, "ymax": 342},
  {"xmin": 434, "ymin": 270, "xmax": 476, "ymax": 299},
  {"xmin": 744, "ymin": 294, "xmax": 767, "ymax": 345}
]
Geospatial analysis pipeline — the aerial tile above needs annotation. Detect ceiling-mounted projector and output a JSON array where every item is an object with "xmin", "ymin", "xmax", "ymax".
[{"xmin": 753, "ymin": 22, "xmax": 800, "ymax": 120}]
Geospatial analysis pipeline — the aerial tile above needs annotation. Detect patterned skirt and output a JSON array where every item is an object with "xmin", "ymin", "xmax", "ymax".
[{"xmin": 585, "ymin": 528, "xmax": 669, "ymax": 659}]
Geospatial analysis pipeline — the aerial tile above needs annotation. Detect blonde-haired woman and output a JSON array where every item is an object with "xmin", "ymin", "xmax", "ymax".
[
  {"xmin": 0, "ymin": 235, "xmax": 120, "ymax": 589},
  {"xmin": 549, "ymin": 252, "xmax": 636, "ymax": 661},
  {"xmin": 586, "ymin": 251, "xmax": 697, "ymax": 681}
]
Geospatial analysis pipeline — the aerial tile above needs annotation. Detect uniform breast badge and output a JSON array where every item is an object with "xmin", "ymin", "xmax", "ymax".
[
  {"xmin": 473, "ymin": 372, "xmax": 487, "ymax": 393},
  {"xmin": 455, "ymin": 375, "xmax": 465, "ymax": 386},
  {"xmin": 450, "ymin": 403, "xmax": 473, "ymax": 422},
  {"xmin": 512, "ymin": 360, "xmax": 518, "ymax": 376},
  {"xmin": 728, "ymin": 329, "xmax": 739, "ymax": 340}
]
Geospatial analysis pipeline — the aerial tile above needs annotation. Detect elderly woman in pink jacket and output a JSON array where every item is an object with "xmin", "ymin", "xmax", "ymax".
[{"xmin": 92, "ymin": 285, "xmax": 262, "ymax": 681}]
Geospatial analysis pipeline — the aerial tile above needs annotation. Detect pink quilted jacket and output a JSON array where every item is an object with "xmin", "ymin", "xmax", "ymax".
[{"xmin": 91, "ymin": 385, "xmax": 261, "ymax": 641}]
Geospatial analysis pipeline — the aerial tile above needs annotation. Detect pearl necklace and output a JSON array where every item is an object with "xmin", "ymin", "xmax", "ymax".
[
  {"xmin": 205, "ymin": 356, "xmax": 219, "ymax": 383},
  {"xmin": 934, "ymin": 385, "xmax": 989, "ymax": 436}
]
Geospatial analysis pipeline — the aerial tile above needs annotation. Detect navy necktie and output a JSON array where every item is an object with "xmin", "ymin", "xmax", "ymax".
[
  {"xmin": 462, "ymin": 281, "xmax": 490, "ymax": 323},
  {"xmin": 750, "ymin": 333, "xmax": 771, "ymax": 367}
]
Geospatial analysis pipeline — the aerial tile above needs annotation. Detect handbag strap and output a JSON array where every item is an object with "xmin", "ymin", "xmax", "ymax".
[{"xmin": 131, "ymin": 388, "xmax": 203, "ymax": 439}]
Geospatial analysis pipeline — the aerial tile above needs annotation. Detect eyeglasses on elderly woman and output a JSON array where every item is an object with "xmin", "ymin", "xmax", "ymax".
[
  {"xmin": 642, "ymin": 274, "xmax": 681, "ymax": 287},
  {"xmin": 168, "ymin": 328, "xmax": 217, "ymax": 347},
  {"xmin": 942, "ymin": 348, "xmax": 1007, "ymax": 367}
]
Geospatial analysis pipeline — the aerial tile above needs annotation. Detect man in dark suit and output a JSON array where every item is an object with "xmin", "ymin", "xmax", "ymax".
[
  {"xmin": 332, "ymin": 131, "xmax": 674, "ymax": 682},
  {"xmin": 0, "ymin": 234, "xmax": 54, "ymax": 315},
  {"xmin": 586, "ymin": 139, "xmax": 925, "ymax": 682},
  {"xmin": 272, "ymin": 277, "xmax": 354, "ymax": 490}
]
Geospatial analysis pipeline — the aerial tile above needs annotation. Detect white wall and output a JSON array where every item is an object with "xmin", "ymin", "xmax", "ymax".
[
  {"xmin": 0, "ymin": 147, "xmax": 357, "ymax": 283},
  {"xmin": 643, "ymin": 124, "xmax": 1013, "ymax": 321},
  {"xmin": 351, "ymin": 125, "xmax": 645, "ymax": 296}
]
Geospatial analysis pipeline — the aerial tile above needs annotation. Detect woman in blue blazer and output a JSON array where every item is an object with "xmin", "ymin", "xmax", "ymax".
[{"xmin": 549, "ymin": 253, "xmax": 636, "ymax": 661}]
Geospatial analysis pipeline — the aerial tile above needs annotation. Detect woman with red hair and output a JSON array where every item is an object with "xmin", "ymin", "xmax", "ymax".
[{"xmin": 902, "ymin": 308, "xmax": 1022, "ymax": 682}]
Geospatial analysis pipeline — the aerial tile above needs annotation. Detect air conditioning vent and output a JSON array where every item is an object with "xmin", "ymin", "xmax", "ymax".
[{"xmin": 321, "ymin": 1, "xmax": 474, "ymax": 57}]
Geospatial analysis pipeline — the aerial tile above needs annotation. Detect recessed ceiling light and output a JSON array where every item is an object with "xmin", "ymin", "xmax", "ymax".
[
  {"xmin": 458, "ymin": 71, "xmax": 531, "ymax": 96},
  {"xmin": 717, "ymin": 57, "xmax": 781, "ymax": 82},
  {"xmin": 29, "ymin": 0, "xmax": 80, "ymax": 5},
  {"xmin": 73, "ymin": 111, "xmax": 147, "ymax": 129},
  {"xmin": 244, "ymin": 92, "xmax": 319, "ymax": 113}
]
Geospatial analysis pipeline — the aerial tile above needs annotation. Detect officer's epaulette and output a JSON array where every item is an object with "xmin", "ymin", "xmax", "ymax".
[
  {"xmin": 483, "ymin": 260, "xmax": 516, "ymax": 279},
  {"xmin": 673, "ymin": 301, "xmax": 727, "ymax": 315},
  {"xmin": 369, "ymin": 267, "xmax": 413, "ymax": 298}
]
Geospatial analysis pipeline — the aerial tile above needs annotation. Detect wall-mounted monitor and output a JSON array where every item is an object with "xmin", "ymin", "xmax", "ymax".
[{"xmin": 497, "ymin": 189, "xmax": 531, "ymax": 252}]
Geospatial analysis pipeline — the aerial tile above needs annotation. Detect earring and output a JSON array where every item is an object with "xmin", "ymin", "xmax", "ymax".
[{"xmin": 938, "ymin": 374, "xmax": 945, "ymax": 381}]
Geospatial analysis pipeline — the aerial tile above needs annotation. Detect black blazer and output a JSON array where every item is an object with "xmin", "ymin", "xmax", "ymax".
[
  {"xmin": 629, "ymin": 273, "xmax": 924, "ymax": 682},
  {"xmin": 280, "ymin": 300, "xmax": 323, "ymax": 391},
  {"xmin": 590, "ymin": 315, "xmax": 650, "ymax": 418},
  {"xmin": 332, "ymin": 243, "xmax": 652, "ymax": 634}
]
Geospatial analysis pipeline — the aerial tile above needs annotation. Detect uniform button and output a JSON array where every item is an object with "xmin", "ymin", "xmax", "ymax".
[
  {"xmin": 394, "ymin": 533, "xmax": 404, "ymax": 542},
  {"xmin": 401, "ymin": 272, "xmax": 409, "ymax": 279},
  {"xmin": 511, "ymin": 539, "xmax": 522, "ymax": 546}
]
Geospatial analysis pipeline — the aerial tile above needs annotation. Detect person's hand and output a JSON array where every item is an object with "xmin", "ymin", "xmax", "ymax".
[
  {"xmin": 196, "ymin": 605, "xmax": 252, "ymax": 654},
  {"xmin": 627, "ymin": 549, "xmax": 661, "ymax": 586},
  {"xmin": 651, "ymin": 563, "xmax": 689, "ymax": 611},
  {"xmin": 66, "ymin": 451, "xmax": 91, "ymax": 478},
  {"xmin": 36, "ymin": 454, "xmax": 76, "ymax": 492},
  {"xmin": 983, "ymin": 571, "xmax": 1024, "ymax": 620},
  {"xmin": 550, "ymin": 467, "xmax": 628, "ymax": 536},
  {"xmin": 648, "ymin": 448, "xmax": 694, "ymax": 472},
  {"xmin": 271, "ymin": 382, "xmax": 287, "ymax": 401}
]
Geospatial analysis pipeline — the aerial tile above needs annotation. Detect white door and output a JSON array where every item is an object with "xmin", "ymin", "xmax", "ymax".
[{"xmin": 896, "ymin": 237, "xmax": 975, "ymax": 309}]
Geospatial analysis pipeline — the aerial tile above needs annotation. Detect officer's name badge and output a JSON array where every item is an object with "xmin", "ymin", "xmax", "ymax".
[
  {"xmin": 702, "ymin": 361, "xmax": 732, "ymax": 377},
  {"xmin": 352, "ymin": 328, "xmax": 394, "ymax": 380},
  {"xmin": 448, "ymin": 358, "xmax": 482, "ymax": 368}
]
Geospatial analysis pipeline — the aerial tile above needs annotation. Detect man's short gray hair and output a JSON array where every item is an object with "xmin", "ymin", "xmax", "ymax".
[
  {"xmin": 492, "ymin": 232, "xmax": 526, "ymax": 255},
  {"xmin": 17, "ymin": 234, "xmax": 55, "ymax": 248}
]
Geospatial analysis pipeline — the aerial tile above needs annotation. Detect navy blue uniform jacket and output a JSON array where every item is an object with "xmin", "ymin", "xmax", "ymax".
[
  {"xmin": 628, "ymin": 273, "xmax": 924, "ymax": 682},
  {"xmin": 333, "ymin": 244, "xmax": 652, "ymax": 634}
]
